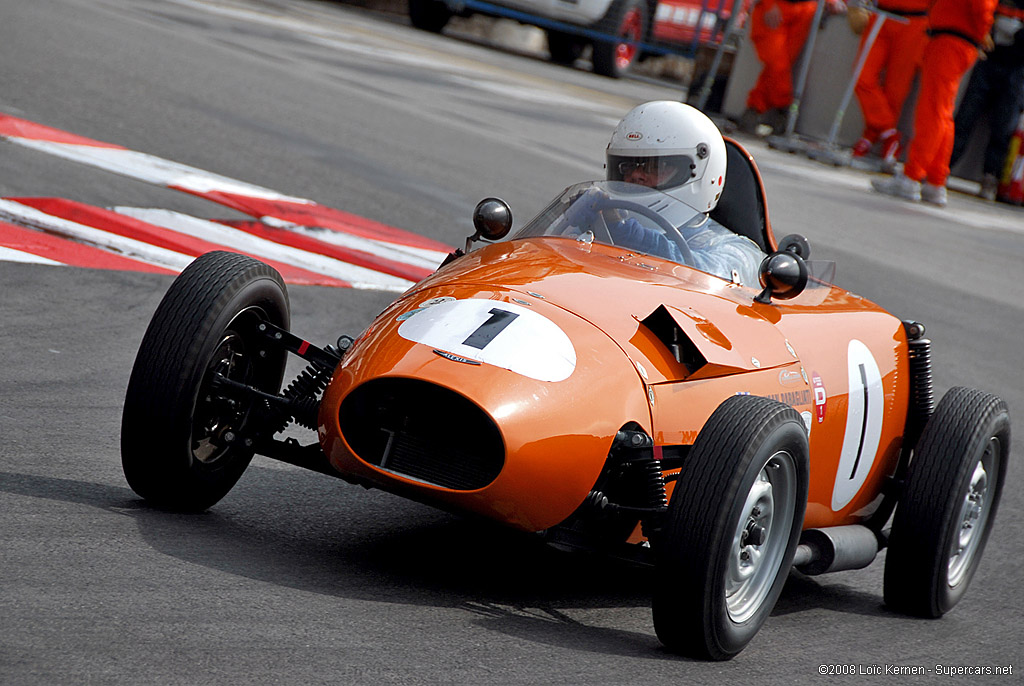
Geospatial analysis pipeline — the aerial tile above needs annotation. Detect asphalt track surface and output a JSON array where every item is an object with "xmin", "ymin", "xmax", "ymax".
[{"xmin": 1, "ymin": 1, "xmax": 1022, "ymax": 684}]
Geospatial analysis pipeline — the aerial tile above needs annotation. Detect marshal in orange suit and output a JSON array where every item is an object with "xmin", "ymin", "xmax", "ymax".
[
  {"xmin": 872, "ymin": 0, "xmax": 999, "ymax": 206},
  {"xmin": 741, "ymin": 0, "xmax": 820, "ymax": 133},
  {"xmin": 851, "ymin": 0, "xmax": 931, "ymax": 163}
]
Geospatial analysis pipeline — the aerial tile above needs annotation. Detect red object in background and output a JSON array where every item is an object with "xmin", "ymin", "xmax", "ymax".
[
  {"xmin": 997, "ymin": 114, "xmax": 1024, "ymax": 205},
  {"xmin": 653, "ymin": 0, "xmax": 749, "ymax": 45}
]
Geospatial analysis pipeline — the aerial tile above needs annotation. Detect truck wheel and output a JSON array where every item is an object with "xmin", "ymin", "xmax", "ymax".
[
  {"xmin": 653, "ymin": 395, "xmax": 809, "ymax": 660},
  {"xmin": 591, "ymin": 0, "xmax": 647, "ymax": 78},
  {"xmin": 121, "ymin": 251, "xmax": 290, "ymax": 512},
  {"xmin": 408, "ymin": 0, "xmax": 452, "ymax": 33},
  {"xmin": 546, "ymin": 29, "xmax": 585, "ymax": 65},
  {"xmin": 884, "ymin": 387, "xmax": 1010, "ymax": 617}
]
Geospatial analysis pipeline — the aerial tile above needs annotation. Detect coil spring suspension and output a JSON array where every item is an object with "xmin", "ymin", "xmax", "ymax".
[
  {"xmin": 271, "ymin": 346, "xmax": 340, "ymax": 433},
  {"xmin": 587, "ymin": 430, "xmax": 668, "ymax": 516},
  {"xmin": 637, "ymin": 456, "xmax": 668, "ymax": 511},
  {"xmin": 637, "ymin": 455, "xmax": 667, "ymax": 540},
  {"xmin": 613, "ymin": 430, "xmax": 667, "ymax": 512},
  {"xmin": 904, "ymin": 321, "xmax": 934, "ymax": 450}
]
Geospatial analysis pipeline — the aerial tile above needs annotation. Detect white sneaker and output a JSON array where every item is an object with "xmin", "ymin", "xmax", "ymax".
[
  {"xmin": 921, "ymin": 183, "xmax": 947, "ymax": 207},
  {"xmin": 871, "ymin": 172, "xmax": 921, "ymax": 202},
  {"xmin": 738, "ymin": 108, "xmax": 762, "ymax": 135}
]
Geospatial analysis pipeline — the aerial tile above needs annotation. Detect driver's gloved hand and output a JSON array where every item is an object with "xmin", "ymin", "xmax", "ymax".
[
  {"xmin": 563, "ymin": 187, "xmax": 610, "ymax": 230},
  {"xmin": 610, "ymin": 218, "xmax": 685, "ymax": 263}
]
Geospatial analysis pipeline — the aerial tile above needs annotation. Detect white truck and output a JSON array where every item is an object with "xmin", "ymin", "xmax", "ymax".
[{"xmin": 408, "ymin": 0, "xmax": 739, "ymax": 78}]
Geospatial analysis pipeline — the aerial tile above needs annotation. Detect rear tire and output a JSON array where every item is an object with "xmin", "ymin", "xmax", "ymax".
[
  {"xmin": 121, "ymin": 251, "xmax": 290, "ymax": 512},
  {"xmin": 546, "ymin": 29, "xmax": 586, "ymax": 65},
  {"xmin": 884, "ymin": 387, "xmax": 1010, "ymax": 617},
  {"xmin": 653, "ymin": 395, "xmax": 809, "ymax": 660},
  {"xmin": 592, "ymin": 0, "xmax": 648, "ymax": 78}
]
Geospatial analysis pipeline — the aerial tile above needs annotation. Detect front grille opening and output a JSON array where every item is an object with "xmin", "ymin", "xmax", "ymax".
[{"xmin": 339, "ymin": 378, "xmax": 505, "ymax": 491}]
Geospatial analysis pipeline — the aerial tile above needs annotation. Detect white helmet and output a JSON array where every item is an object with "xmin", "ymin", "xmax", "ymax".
[{"xmin": 606, "ymin": 101, "xmax": 727, "ymax": 212}]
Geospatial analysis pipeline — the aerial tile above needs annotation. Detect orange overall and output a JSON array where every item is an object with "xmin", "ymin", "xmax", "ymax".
[
  {"xmin": 854, "ymin": 1, "xmax": 931, "ymax": 141},
  {"xmin": 903, "ymin": 0, "xmax": 998, "ymax": 185},
  {"xmin": 746, "ymin": 0, "xmax": 819, "ymax": 113}
]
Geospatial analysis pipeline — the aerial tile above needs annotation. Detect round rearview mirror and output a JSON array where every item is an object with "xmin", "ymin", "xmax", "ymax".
[
  {"xmin": 777, "ymin": 233, "xmax": 811, "ymax": 259},
  {"xmin": 472, "ymin": 198, "xmax": 513, "ymax": 240},
  {"xmin": 755, "ymin": 251, "xmax": 808, "ymax": 304}
]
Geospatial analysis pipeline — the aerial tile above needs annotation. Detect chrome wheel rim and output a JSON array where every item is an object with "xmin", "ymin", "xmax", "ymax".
[
  {"xmin": 948, "ymin": 436, "xmax": 999, "ymax": 587},
  {"xmin": 726, "ymin": 450, "xmax": 797, "ymax": 623}
]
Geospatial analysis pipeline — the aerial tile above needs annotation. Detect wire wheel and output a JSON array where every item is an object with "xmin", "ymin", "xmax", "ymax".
[
  {"xmin": 121, "ymin": 251, "xmax": 290, "ymax": 512},
  {"xmin": 190, "ymin": 307, "xmax": 268, "ymax": 465}
]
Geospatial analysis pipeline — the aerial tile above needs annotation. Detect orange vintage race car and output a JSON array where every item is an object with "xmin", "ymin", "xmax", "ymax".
[{"xmin": 121, "ymin": 139, "xmax": 1010, "ymax": 660}]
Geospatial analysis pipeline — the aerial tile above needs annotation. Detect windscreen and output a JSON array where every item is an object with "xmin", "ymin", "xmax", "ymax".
[
  {"xmin": 512, "ymin": 181, "xmax": 704, "ymax": 267},
  {"xmin": 510, "ymin": 181, "xmax": 838, "ymax": 294}
]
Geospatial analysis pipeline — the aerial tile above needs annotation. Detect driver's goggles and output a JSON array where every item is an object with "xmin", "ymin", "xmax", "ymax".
[
  {"xmin": 617, "ymin": 159, "xmax": 663, "ymax": 175},
  {"xmin": 607, "ymin": 152, "xmax": 704, "ymax": 191}
]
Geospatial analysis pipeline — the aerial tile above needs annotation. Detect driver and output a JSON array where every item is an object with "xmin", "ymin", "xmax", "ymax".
[{"xmin": 604, "ymin": 101, "xmax": 765, "ymax": 287}]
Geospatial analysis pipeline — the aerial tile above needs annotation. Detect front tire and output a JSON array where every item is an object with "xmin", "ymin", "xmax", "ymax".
[
  {"xmin": 592, "ymin": 0, "xmax": 648, "ymax": 78},
  {"xmin": 653, "ymin": 395, "xmax": 809, "ymax": 660},
  {"xmin": 884, "ymin": 387, "xmax": 1010, "ymax": 617},
  {"xmin": 121, "ymin": 251, "xmax": 290, "ymax": 512}
]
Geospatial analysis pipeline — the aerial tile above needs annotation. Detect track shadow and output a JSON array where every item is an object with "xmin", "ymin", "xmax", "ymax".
[
  {"xmin": 773, "ymin": 573, "xmax": 894, "ymax": 619},
  {"xmin": 0, "ymin": 467, "xmax": 650, "ymax": 608},
  {"xmin": 0, "ymin": 466, "xmax": 900, "ymax": 656}
]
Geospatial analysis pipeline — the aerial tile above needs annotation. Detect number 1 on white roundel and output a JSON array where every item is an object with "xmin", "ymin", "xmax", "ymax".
[
  {"xmin": 397, "ymin": 298, "xmax": 577, "ymax": 382},
  {"xmin": 831, "ymin": 339, "xmax": 885, "ymax": 511}
]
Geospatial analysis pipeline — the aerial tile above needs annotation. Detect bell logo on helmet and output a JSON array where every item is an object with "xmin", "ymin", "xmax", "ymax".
[{"xmin": 626, "ymin": 131, "xmax": 643, "ymax": 140}]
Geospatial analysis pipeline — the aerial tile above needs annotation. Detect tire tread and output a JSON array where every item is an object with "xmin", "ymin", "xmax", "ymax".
[
  {"xmin": 884, "ymin": 387, "xmax": 1010, "ymax": 617},
  {"xmin": 121, "ymin": 252, "xmax": 289, "ymax": 510}
]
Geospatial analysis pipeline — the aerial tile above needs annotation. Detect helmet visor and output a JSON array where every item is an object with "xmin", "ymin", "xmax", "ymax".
[{"xmin": 606, "ymin": 153, "xmax": 705, "ymax": 192}]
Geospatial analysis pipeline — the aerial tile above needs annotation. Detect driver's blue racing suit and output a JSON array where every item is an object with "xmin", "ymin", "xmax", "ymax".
[{"xmin": 609, "ymin": 216, "xmax": 764, "ymax": 288}]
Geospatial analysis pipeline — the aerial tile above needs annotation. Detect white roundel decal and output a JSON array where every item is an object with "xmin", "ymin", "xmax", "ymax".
[
  {"xmin": 831, "ymin": 339, "xmax": 885, "ymax": 511},
  {"xmin": 397, "ymin": 298, "xmax": 577, "ymax": 382}
]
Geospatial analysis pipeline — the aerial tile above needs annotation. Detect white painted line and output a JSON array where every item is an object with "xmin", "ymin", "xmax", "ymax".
[
  {"xmin": 258, "ymin": 216, "xmax": 447, "ymax": 270},
  {"xmin": 9, "ymin": 139, "xmax": 312, "ymax": 205},
  {"xmin": 6, "ymin": 134, "xmax": 452, "ymax": 266},
  {"xmin": 0, "ymin": 245, "xmax": 63, "ymax": 266},
  {"xmin": 0, "ymin": 200, "xmax": 195, "ymax": 271},
  {"xmin": 114, "ymin": 207, "xmax": 413, "ymax": 292}
]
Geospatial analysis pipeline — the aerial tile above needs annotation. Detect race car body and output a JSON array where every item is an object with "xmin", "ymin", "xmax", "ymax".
[
  {"xmin": 318, "ymin": 232, "xmax": 908, "ymax": 534},
  {"xmin": 121, "ymin": 138, "xmax": 1009, "ymax": 660}
]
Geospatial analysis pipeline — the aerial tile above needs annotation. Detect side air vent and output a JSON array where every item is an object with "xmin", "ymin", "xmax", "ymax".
[
  {"xmin": 339, "ymin": 378, "xmax": 505, "ymax": 491},
  {"xmin": 640, "ymin": 305, "xmax": 707, "ymax": 374}
]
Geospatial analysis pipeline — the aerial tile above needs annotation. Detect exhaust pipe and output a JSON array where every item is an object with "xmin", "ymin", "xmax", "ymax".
[{"xmin": 792, "ymin": 525, "xmax": 881, "ymax": 575}]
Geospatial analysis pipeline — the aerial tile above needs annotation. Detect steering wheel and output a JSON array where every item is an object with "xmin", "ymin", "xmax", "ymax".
[{"xmin": 590, "ymin": 196, "xmax": 696, "ymax": 266}]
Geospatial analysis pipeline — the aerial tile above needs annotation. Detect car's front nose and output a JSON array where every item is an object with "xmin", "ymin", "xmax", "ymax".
[{"xmin": 317, "ymin": 285, "xmax": 653, "ymax": 532}]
